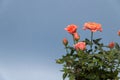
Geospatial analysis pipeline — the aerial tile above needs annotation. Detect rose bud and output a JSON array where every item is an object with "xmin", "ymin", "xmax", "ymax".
[
  {"xmin": 117, "ymin": 30, "xmax": 120, "ymax": 36},
  {"xmin": 108, "ymin": 42, "xmax": 115, "ymax": 48},
  {"xmin": 63, "ymin": 38, "xmax": 68, "ymax": 46}
]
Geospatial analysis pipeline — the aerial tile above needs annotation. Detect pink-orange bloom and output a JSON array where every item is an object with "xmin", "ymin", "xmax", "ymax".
[
  {"xmin": 74, "ymin": 42, "xmax": 86, "ymax": 51},
  {"xmin": 108, "ymin": 42, "xmax": 115, "ymax": 48},
  {"xmin": 117, "ymin": 30, "xmax": 120, "ymax": 36},
  {"xmin": 65, "ymin": 24, "xmax": 78, "ymax": 34},
  {"xmin": 73, "ymin": 32, "xmax": 80, "ymax": 41},
  {"xmin": 63, "ymin": 38, "xmax": 68, "ymax": 46},
  {"xmin": 83, "ymin": 22, "xmax": 102, "ymax": 32}
]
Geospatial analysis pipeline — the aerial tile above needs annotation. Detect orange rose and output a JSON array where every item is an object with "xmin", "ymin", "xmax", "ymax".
[
  {"xmin": 73, "ymin": 32, "xmax": 80, "ymax": 41},
  {"xmin": 74, "ymin": 42, "xmax": 86, "ymax": 51},
  {"xmin": 65, "ymin": 24, "xmax": 78, "ymax": 34},
  {"xmin": 117, "ymin": 30, "xmax": 120, "ymax": 36},
  {"xmin": 63, "ymin": 38, "xmax": 68, "ymax": 46},
  {"xmin": 83, "ymin": 22, "xmax": 102, "ymax": 32},
  {"xmin": 108, "ymin": 42, "xmax": 115, "ymax": 48}
]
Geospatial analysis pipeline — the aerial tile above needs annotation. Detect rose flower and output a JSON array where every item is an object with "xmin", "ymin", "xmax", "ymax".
[
  {"xmin": 83, "ymin": 22, "xmax": 102, "ymax": 32},
  {"xmin": 65, "ymin": 24, "xmax": 78, "ymax": 34},
  {"xmin": 74, "ymin": 42, "xmax": 86, "ymax": 51}
]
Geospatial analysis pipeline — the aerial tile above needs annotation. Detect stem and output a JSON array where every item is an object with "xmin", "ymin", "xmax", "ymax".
[
  {"xmin": 72, "ymin": 34, "xmax": 76, "ymax": 44},
  {"xmin": 65, "ymin": 46, "xmax": 69, "ymax": 53},
  {"xmin": 90, "ymin": 32, "xmax": 93, "ymax": 54}
]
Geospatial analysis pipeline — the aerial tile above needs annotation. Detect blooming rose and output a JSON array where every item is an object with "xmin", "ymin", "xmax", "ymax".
[
  {"xmin": 117, "ymin": 30, "xmax": 120, "ymax": 36},
  {"xmin": 63, "ymin": 38, "xmax": 68, "ymax": 46},
  {"xmin": 108, "ymin": 42, "xmax": 115, "ymax": 48},
  {"xmin": 74, "ymin": 42, "xmax": 86, "ymax": 51},
  {"xmin": 65, "ymin": 24, "xmax": 78, "ymax": 34},
  {"xmin": 83, "ymin": 22, "xmax": 102, "ymax": 32},
  {"xmin": 73, "ymin": 32, "xmax": 80, "ymax": 41}
]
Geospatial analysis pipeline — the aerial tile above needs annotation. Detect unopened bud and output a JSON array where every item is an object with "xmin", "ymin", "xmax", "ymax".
[
  {"xmin": 108, "ymin": 42, "xmax": 115, "ymax": 48},
  {"xmin": 63, "ymin": 38, "xmax": 68, "ymax": 46},
  {"xmin": 117, "ymin": 30, "xmax": 120, "ymax": 36}
]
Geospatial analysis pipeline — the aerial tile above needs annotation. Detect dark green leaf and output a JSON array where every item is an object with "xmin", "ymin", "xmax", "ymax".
[
  {"xmin": 115, "ymin": 43, "xmax": 120, "ymax": 50},
  {"xmin": 93, "ymin": 38, "xmax": 102, "ymax": 44},
  {"xmin": 69, "ymin": 74, "xmax": 75, "ymax": 80},
  {"xmin": 63, "ymin": 73, "xmax": 67, "ymax": 80},
  {"xmin": 84, "ymin": 38, "xmax": 91, "ymax": 45}
]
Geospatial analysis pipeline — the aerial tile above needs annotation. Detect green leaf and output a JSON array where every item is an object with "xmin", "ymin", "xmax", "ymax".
[
  {"xmin": 84, "ymin": 38, "xmax": 91, "ymax": 45},
  {"xmin": 115, "ymin": 43, "xmax": 120, "ymax": 50},
  {"xmin": 93, "ymin": 58, "xmax": 98, "ymax": 63},
  {"xmin": 56, "ymin": 59, "xmax": 64, "ymax": 64},
  {"xmin": 93, "ymin": 38, "xmax": 102, "ymax": 45},
  {"xmin": 69, "ymin": 74, "xmax": 75, "ymax": 80},
  {"xmin": 70, "ymin": 48, "xmax": 75, "ymax": 55},
  {"xmin": 86, "ymin": 73, "xmax": 96, "ymax": 79},
  {"xmin": 95, "ymin": 46, "xmax": 98, "ymax": 49},
  {"xmin": 63, "ymin": 73, "xmax": 67, "ymax": 80}
]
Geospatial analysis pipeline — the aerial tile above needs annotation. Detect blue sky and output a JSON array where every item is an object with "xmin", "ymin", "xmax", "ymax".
[{"xmin": 0, "ymin": 0, "xmax": 120, "ymax": 80}]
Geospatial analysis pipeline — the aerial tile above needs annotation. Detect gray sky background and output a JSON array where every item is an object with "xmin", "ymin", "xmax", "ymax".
[{"xmin": 0, "ymin": 0, "xmax": 120, "ymax": 80}]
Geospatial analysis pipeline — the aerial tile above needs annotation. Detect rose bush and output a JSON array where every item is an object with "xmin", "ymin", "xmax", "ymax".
[{"xmin": 56, "ymin": 22, "xmax": 120, "ymax": 80}]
